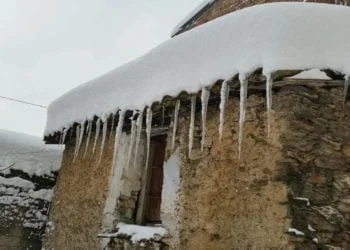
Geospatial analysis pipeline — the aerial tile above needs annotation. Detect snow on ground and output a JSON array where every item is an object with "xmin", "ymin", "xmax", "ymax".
[
  {"xmin": 0, "ymin": 129, "xmax": 62, "ymax": 176},
  {"xmin": 171, "ymin": 0, "xmax": 216, "ymax": 37},
  {"xmin": 45, "ymin": 3, "xmax": 350, "ymax": 135},
  {"xmin": 100, "ymin": 223, "xmax": 168, "ymax": 244}
]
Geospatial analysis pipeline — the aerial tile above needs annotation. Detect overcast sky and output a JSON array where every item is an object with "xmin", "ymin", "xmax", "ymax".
[{"xmin": 0, "ymin": 0, "xmax": 202, "ymax": 137}]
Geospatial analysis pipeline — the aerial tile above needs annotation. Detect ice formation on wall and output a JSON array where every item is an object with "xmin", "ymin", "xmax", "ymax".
[
  {"xmin": 171, "ymin": 100, "xmax": 181, "ymax": 151},
  {"xmin": 265, "ymin": 73, "xmax": 273, "ymax": 137},
  {"xmin": 238, "ymin": 75, "xmax": 248, "ymax": 160},
  {"xmin": 73, "ymin": 125, "xmax": 81, "ymax": 161},
  {"xmin": 188, "ymin": 95, "xmax": 196, "ymax": 156},
  {"xmin": 219, "ymin": 81, "xmax": 228, "ymax": 142},
  {"xmin": 109, "ymin": 113, "xmax": 116, "ymax": 140},
  {"xmin": 99, "ymin": 117, "xmax": 108, "ymax": 163},
  {"xmin": 134, "ymin": 110, "xmax": 143, "ymax": 168},
  {"xmin": 145, "ymin": 108, "xmax": 153, "ymax": 169},
  {"xmin": 83, "ymin": 120, "xmax": 92, "ymax": 158},
  {"xmin": 112, "ymin": 110, "xmax": 125, "ymax": 169},
  {"xmin": 127, "ymin": 112, "xmax": 137, "ymax": 168},
  {"xmin": 92, "ymin": 118, "xmax": 101, "ymax": 154},
  {"xmin": 201, "ymin": 88, "xmax": 210, "ymax": 151}
]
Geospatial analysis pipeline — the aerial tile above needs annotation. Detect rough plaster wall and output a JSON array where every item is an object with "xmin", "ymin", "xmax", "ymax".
[
  {"xmin": 43, "ymin": 132, "xmax": 114, "ymax": 249},
  {"xmin": 179, "ymin": 0, "xmax": 339, "ymax": 35},
  {"xmin": 177, "ymin": 94, "xmax": 292, "ymax": 249}
]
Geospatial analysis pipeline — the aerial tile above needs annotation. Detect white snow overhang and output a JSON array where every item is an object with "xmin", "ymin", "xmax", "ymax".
[{"xmin": 45, "ymin": 3, "xmax": 350, "ymax": 136}]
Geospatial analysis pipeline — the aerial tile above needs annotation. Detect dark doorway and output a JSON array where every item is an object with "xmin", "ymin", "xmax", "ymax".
[{"xmin": 144, "ymin": 135, "xmax": 167, "ymax": 223}]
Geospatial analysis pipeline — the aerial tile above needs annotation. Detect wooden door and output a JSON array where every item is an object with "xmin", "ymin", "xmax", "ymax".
[{"xmin": 145, "ymin": 135, "xmax": 166, "ymax": 223}]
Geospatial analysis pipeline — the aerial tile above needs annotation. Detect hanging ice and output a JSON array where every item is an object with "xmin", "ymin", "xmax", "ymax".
[
  {"xmin": 109, "ymin": 113, "xmax": 116, "ymax": 140},
  {"xmin": 219, "ymin": 81, "xmax": 228, "ymax": 143},
  {"xmin": 145, "ymin": 107, "xmax": 152, "ymax": 169},
  {"xmin": 83, "ymin": 120, "xmax": 92, "ymax": 158},
  {"xmin": 238, "ymin": 74, "xmax": 248, "ymax": 161},
  {"xmin": 73, "ymin": 125, "xmax": 81, "ymax": 161},
  {"xmin": 92, "ymin": 118, "xmax": 101, "ymax": 154},
  {"xmin": 265, "ymin": 73, "xmax": 273, "ymax": 137},
  {"xmin": 201, "ymin": 88, "xmax": 210, "ymax": 151},
  {"xmin": 62, "ymin": 128, "xmax": 67, "ymax": 146},
  {"xmin": 188, "ymin": 95, "xmax": 196, "ymax": 156},
  {"xmin": 133, "ymin": 110, "xmax": 143, "ymax": 168},
  {"xmin": 344, "ymin": 75, "xmax": 349, "ymax": 103},
  {"xmin": 99, "ymin": 117, "xmax": 108, "ymax": 163},
  {"xmin": 171, "ymin": 100, "xmax": 181, "ymax": 151},
  {"xmin": 127, "ymin": 112, "xmax": 137, "ymax": 168},
  {"xmin": 112, "ymin": 110, "xmax": 126, "ymax": 170},
  {"xmin": 76, "ymin": 122, "xmax": 85, "ymax": 159}
]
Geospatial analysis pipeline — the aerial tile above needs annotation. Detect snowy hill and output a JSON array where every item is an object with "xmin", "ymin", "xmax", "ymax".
[{"xmin": 0, "ymin": 129, "xmax": 62, "ymax": 177}]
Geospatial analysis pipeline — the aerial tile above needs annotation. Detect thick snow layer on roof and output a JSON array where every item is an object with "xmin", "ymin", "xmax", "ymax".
[
  {"xmin": 0, "ymin": 129, "xmax": 62, "ymax": 176},
  {"xmin": 45, "ymin": 3, "xmax": 350, "ymax": 136},
  {"xmin": 171, "ymin": 0, "xmax": 216, "ymax": 37}
]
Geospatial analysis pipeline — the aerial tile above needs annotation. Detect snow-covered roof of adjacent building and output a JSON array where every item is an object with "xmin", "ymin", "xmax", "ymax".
[
  {"xmin": 0, "ymin": 129, "xmax": 62, "ymax": 176},
  {"xmin": 45, "ymin": 3, "xmax": 350, "ymax": 136},
  {"xmin": 171, "ymin": 0, "xmax": 216, "ymax": 37}
]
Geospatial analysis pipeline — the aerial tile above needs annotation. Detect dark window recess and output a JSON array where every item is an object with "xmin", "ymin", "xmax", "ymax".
[{"xmin": 144, "ymin": 135, "xmax": 167, "ymax": 224}]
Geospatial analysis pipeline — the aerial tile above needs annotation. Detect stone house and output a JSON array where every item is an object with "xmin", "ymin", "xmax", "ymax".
[{"xmin": 43, "ymin": 1, "xmax": 350, "ymax": 249}]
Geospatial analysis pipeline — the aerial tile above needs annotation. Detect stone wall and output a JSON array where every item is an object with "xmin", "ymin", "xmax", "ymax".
[
  {"xmin": 0, "ymin": 172, "xmax": 56, "ymax": 249},
  {"xmin": 278, "ymin": 85, "xmax": 350, "ymax": 249},
  {"xmin": 176, "ymin": 0, "xmax": 342, "ymax": 36}
]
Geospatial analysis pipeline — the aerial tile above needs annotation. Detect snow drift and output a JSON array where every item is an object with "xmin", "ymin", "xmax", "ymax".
[{"xmin": 45, "ymin": 3, "xmax": 350, "ymax": 136}]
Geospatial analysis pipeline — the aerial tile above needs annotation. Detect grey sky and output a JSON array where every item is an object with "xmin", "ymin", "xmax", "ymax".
[{"xmin": 0, "ymin": 0, "xmax": 202, "ymax": 137}]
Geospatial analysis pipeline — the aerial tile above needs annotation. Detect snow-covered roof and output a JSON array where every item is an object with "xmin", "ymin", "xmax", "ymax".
[
  {"xmin": 171, "ymin": 0, "xmax": 216, "ymax": 37},
  {"xmin": 0, "ymin": 129, "xmax": 62, "ymax": 176},
  {"xmin": 45, "ymin": 3, "xmax": 350, "ymax": 136}
]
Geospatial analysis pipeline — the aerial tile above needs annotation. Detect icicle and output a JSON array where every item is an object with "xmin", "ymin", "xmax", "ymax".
[
  {"xmin": 219, "ymin": 81, "xmax": 228, "ymax": 142},
  {"xmin": 171, "ymin": 100, "xmax": 181, "ymax": 151},
  {"xmin": 201, "ymin": 88, "xmax": 210, "ymax": 151},
  {"xmin": 109, "ymin": 113, "xmax": 116, "ymax": 140},
  {"xmin": 133, "ymin": 110, "xmax": 143, "ymax": 168},
  {"xmin": 344, "ymin": 75, "xmax": 349, "ymax": 104},
  {"xmin": 58, "ymin": 129, "xmax": 64, "ymax": 148},
  {"xmin": 265, "ymin": 73, "xmax": 273, "ymax": 137},
  {"xmin": 61, "ymin": 128, "xmax": 67, "ymax": 146},
  {"xmin": 73, "ymin": 125, "xmax": 81, "ymax": 161},
  {"xmin": 98, "ymin": 118, "xmax": 108, "ymax": 163},
  {"xmin": 92, "ymin": 118, "xmax": 101, "ymax": 154},
  {"xmin": 127, "ymin": 112, "xmax": 137, "ymax": 168},
  {"xmin": 238, "ymin": 75, "xmax": 248, "ymax": 161},
  {"xmin": 188, "ymin": 95, "xmax": 196, "ymax": 157},
  {"xmin": 145, "ymin": 107, "xmax": 152, "ymax": 169},
  {"xmin": 83, "ymin": 120, "xmax": 92, "ymax": 158},
  {"xmin": 75, "ymin": 122, "xmax": 85, "ymax": 159},
  {"xmin": 112, "ymin": 110, "xmax": 125, "ymax": 169}
]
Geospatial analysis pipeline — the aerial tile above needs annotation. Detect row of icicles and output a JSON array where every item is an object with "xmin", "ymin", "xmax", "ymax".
[{"xmin": 58, "ymin": 73, "xmax": 350, "ymax": 166}]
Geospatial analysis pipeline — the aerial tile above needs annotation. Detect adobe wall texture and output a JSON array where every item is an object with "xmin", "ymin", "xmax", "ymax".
[
  {"xmin": 42, "ymin": 132, "xmax": 114, "ymax": 249},
  {"xmin": 175, "ymin": 92, "xmax": 292, "ymax": 249},
  {"xmin": 172, "ymin": 80, "xmax": 350, "ymax": 249},
  {"xmin": 177, "ymin": 0, "xmax": 342, "ymax": 36}
]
